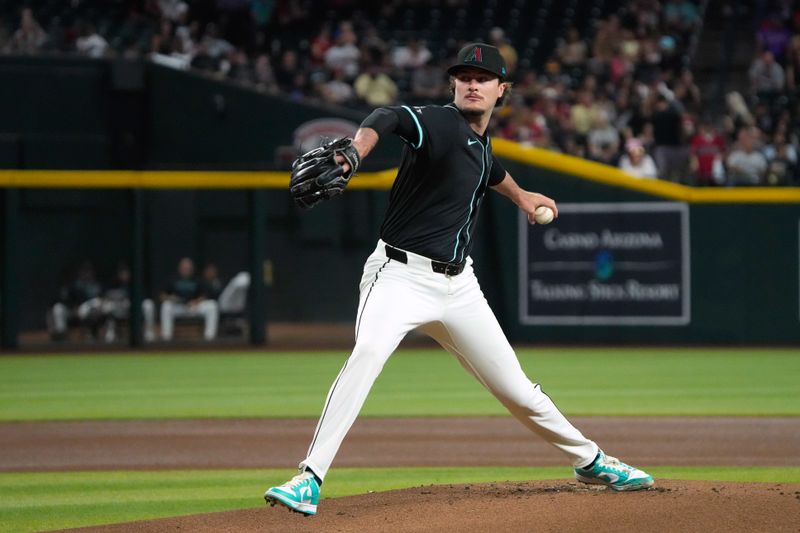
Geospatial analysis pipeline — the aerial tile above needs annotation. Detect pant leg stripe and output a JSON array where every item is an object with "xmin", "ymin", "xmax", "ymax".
[
  {"xmin": 355, "ymin": 258, "xmax": 390, "ymax": 341},
  {"xmin": 307, "ymin": 258, "xmax": 390, "ymax": 458}
]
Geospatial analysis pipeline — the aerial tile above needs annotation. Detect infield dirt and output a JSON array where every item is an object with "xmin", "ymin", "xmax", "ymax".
[{"xmin": 2, "ymin": 416, "xmax": 797, "ymax": 471}]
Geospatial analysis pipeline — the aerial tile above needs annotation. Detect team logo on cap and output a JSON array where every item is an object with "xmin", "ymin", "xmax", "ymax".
[{"xmin": 465, "ymin": 46, "xmax": 483, "ymax": 63}]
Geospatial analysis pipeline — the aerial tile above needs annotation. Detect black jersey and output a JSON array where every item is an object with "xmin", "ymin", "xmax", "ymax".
[{"xmin": 379, "ymin": 103, "xmax": 507, "ymax": 263}]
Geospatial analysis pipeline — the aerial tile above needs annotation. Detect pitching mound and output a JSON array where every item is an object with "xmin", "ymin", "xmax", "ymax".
[{"xmin": 75, "ymin": 480, "xmax": 800, "ymax": 532}]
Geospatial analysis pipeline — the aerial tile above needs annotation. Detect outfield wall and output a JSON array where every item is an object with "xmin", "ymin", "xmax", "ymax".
[{"xmin": 3, "ymin": 167, "xmax": 798, "ymax": 346}]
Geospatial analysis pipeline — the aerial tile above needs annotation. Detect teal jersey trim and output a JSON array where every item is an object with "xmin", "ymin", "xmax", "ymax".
[
  {"xmin": 451, "ymin": 139, "xmax": 486, "ymax": 263},
  {"xmin": 401, "ymin": 105, "xmax": 424, "ymax": 149},
  {"xmin": 458, "ymin": 141, "xmax": 492, "ymax": 262}
]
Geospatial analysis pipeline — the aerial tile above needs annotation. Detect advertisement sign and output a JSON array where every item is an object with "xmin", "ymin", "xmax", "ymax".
[{"xmin": 519, "ymin": 202, "xmax": 690, "ymax": 325}]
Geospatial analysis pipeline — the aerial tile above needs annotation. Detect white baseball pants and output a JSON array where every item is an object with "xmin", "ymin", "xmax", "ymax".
[
  {"xmin": 160, "ymin": 299, "xmax": 219, "ymax": 340},
  {"xmin": 300, "ymin": 240, "xmax": 598, "ymax": 480}
]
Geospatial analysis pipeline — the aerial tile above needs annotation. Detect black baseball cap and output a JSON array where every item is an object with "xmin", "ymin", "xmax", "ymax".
[{"xmin": 447, "ymin": 42, "xmax": 507, "ymax": 80}]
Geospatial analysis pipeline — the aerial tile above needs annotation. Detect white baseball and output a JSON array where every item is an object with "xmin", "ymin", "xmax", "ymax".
[{"xmin": 534, "ymin": 206, "xmax": 554, "ymax": 225}]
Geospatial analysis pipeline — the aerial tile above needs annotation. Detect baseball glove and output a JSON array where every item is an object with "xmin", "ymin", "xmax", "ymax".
[{"xmin": 289, "ymin": 137, "xmax": 361, "ymax": 209}]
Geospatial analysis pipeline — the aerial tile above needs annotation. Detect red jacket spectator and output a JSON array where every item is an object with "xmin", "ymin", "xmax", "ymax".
[{"xmin": 690, "ymin": 123, "xmax": 726, "ymax": 185}]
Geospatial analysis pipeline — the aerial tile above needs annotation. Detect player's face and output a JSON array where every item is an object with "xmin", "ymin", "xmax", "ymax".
[{"xmin": 452, "ymin": 68, "xmax": 505, "ymax": 116}]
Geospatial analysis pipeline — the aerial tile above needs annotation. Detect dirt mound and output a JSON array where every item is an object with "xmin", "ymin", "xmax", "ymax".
[{"xmin": 73, "ymin": 480, "xmax": 800, "ymax": 532}]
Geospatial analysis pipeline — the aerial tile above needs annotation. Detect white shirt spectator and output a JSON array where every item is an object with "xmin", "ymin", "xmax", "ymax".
[
  {"xmin": 392, "ymin": 41, "xmax": 432, "ymax": 70},
  {"xmin": 325, "ymin": 42, "xmax": 360, "ymax": 79},
  {"xmin": 619, "ymin": 154, "xmax": 659, "ymax": 179},
  {"xmin": 321, "ymin": 76, "xmax": 354, "ymax": 104},
  {"xmin": 727, "ymin": 150, "xmax": 768, "ymax": 185},
  {"xmin": 749, "ymin": 52, "xmax": 785, "ymax": 93},
  {"xmin": 619, "ymin": 138, "xmax": 658, "ymax": 179},
  {"xmin": 159, "ymin": 0, "xmax": 188, "ymax": 22},
  {"xmin": 76, "ymin": 32, "xmax": 108, "ymax": 58},
  {"xmin": 201, "ymin": 23, "xmax": 234, "ymax": 59}
]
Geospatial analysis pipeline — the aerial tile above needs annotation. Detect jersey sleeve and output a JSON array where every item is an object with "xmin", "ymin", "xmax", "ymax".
[
  {"xmin": 390, "ymin": 105, "xmax": 457, "ymax": 158},
  {"xmin": 488, "ymin": 155, "xmax": 507, "ymax": 186}
]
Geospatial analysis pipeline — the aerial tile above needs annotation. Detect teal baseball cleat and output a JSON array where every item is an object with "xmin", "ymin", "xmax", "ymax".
[
  {"xmin": 574, "ymin": 450, "xmax": 654, "ymax": 491},
  {"xmin": 264, "ymin": 470, "xmax": 320, "ymax": 515}
]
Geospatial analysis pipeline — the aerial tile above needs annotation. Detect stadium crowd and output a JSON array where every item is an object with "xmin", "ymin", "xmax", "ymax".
[{"xmin": 2, "ymin": 0, "xmax": 799, "ymax": 186}]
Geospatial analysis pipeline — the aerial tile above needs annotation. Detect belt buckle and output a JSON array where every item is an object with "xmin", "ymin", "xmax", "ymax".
[{"xmin": 442, "ymin": 262, "xmax": 463, "ymax": 276}]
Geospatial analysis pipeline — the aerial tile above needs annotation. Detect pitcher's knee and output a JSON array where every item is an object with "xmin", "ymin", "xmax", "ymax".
[{"xmin": 492, "ymin": 378, "xmax": 544, "ymax": 411}]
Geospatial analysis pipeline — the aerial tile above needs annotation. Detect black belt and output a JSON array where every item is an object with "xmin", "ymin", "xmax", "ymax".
[{"xmin": 384, "ymin": 244, "xmax": 465, "ymax": 276}]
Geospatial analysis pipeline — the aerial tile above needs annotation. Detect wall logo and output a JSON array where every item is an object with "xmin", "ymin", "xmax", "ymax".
[
  {"xmin": 519, "ymin": 202, "xmax": 691, "ymax": 326},
  {"xmin": 595, "ymin": 250, "xmax": 614, "ymax": 281},
  {"xmin": 293, "ymin": 118, "xmax": 359, "ymax": 154}
]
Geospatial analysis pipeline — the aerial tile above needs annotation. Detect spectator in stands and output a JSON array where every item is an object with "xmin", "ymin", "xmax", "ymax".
[
  {"xmin": 48, "ymin": 261, "xmax": 104, "ymax": 342},
  {"xmin": 226, "ymin": 49, "xmax": 254, "ymax": 83},
  {"xmin": 100, "ymin": 263, "xmax": 156, "ymax": 343},
  {"xmin": 672, "ymin": 69, "xmax": 702, "ymax": 114},
  {"xmin": 725, "ymin": 91, "xmax": 755, "ymax": 129},
  {"xmin": 310, "ymin": 24, "xmax": 332, "ymax": 66},
  {"xmin": 763, "ymin": 132, "xmax": 798, "ymax": 185},
  {"xmin": 360, "ymin": 24, "xmax": 388, "ymax": 60},
  {"xmin": 201, "ymin": 22, "xmax": 234, "ymax": 60},
  {"xmin": 391, "ymin": 38, "xmax": 432, "ymax": 71},
  {"xmin": 591, "ymin": 14, "xmax": 620, "ymax": 66},
  {"xmin": 764, "ymin": 142, "xmax": 797, "ymax": 186},
  {"xmin": 253, "ymin": 53, "xmax": 279, "ymax": 94},
  {"xmin": 287, "ymin": 72, "xmax": 310, "ymax": 101},
  {"xmin": 160, "ymin": 257, "xmax": 219, "ymax": 341},
  {"xmin": 726, "ymin": 127, "xmax": 768, "ymax": 186},
  {"xmin": 275, "ymin": 49, "xmax": 300, "ymax": 91},
  {"xmin": 557, "ymin": 27, "xmax": 589, "ymax": 72},
  {"xmin": 354, "ymin": 53, "xmax": 398, "ymax": 107},
  {"xmin": 411, "ymin": 58, "xmax": 445, "ymax": 101},
  {"xmin": 489, "ymin": 27, "xmax": 518, "ymax": 76},
  {"xmin": 175, "ymin": 15, "xmax": 199, "ymax": 56},
  {"xmin": 689, "ymin": 119, "xmax": 726, "ymax": 186},
  {"xmin": 756, "ymin": 12, "xmax": 792, "ymax": 63},
  {"xmin": 319, "ymin": 68, "xmax": 354, "ymax": 105},
  {"xmin": 6, "ymin": 7, "xmax": 47, "ymax": 54},
  {"xmin": 201, "ymin": 263, "xmax": 223, "ymax": 301},
  {"xmin": 619, "ymin": 29, "xmax": 641, "ymax": 66},
  {"xmin": 570, "ymin": 90, "xmax": 598, "ymax": 139},
  {"xmin": 587, "ymin": 113, "xmax": 620, "ymax": 165},
  {"xmin": 663, "ymin": 0, "xmax": 701, "ymax": 35},
  {"xmin": 158, "ymin": 0, "xmax": 189, "ymax": 23},
  {"xmin": 753, "ymin": 101, "xmax": 777, "ymax": 135},
  {"xmin": 609, "ymin": 44, "xmax": 635, "ymax": 86},
  {"xmin": 651, "ymin": 93, "xmax": 688, "ymax": 182},
  {"xmin": 749, "ymin": 50, "xmax": 785, "ymax": 102},
  {"xmin": 75, "ymin": 22, "xmax": 108, "ymax": 59},
  {"xmin": 324, "ymin": 22, "xmax": 360, "ymax": 79},
  {"xmin": 619, "ymin": 138, "xmax": 658, "ymax": 179},
  {"xmin": 190, "ymin": 41, "xmax": 217, "ymax": 72},
  {"xmin": 631, "ymin": 0, "xmax": 661, "ymax": 33}
]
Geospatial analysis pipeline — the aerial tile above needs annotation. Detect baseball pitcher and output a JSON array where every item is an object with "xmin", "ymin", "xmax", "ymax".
[{"xmin": 266, "ymin": 43, "xmax": 654, "ymax": 516}]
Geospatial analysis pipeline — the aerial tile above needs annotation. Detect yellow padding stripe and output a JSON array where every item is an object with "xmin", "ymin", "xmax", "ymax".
[
  {"xmin": 3, "ymin": 142, "xmax": 800, "ymax": 203},
  {"xmin": 0, "ymin": 169, "xmax": 398, "ymax": 189},
  {"xmin": 491, "ymin": 138, "xmax": 800, "ymax": 203}
]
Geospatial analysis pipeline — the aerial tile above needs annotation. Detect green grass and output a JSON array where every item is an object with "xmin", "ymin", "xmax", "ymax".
[
  {"xmin": 1, "ymin": 467, "xmax": 799, "ymax": 533},
  {"xmin": 0, "ymin": 349, "xmax": 799, "ymax": 420}
]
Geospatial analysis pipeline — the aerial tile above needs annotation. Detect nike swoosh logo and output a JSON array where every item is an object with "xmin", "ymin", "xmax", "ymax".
[
  {"xmin": 299, "ymin": 486, "xmax": 312, "ymax": 502},
  {"xmin": 467, "ymin": 138, "xmax": 480, "ymax": 146},
  {"xmin": 597, "ymin": 473, "xmax": 620, "ymax": 483}
]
